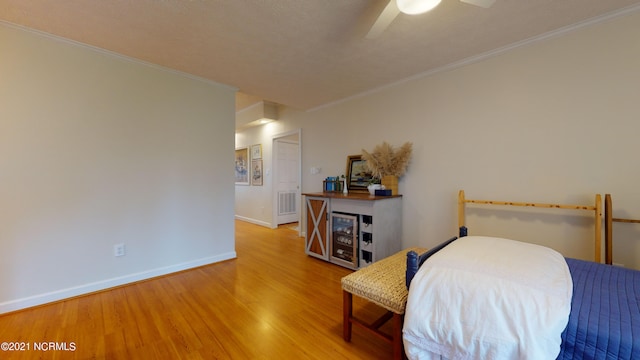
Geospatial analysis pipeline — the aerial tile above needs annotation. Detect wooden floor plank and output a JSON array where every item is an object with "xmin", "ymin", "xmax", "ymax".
[{"xmin": 0, "ymin": 220, "xmax": 394, "ymax": 359}]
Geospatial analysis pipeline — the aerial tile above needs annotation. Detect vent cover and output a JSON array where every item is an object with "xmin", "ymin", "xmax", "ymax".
[{"xmin": 278, "ymin": 191, "xmax": 296, "ymax": 215}]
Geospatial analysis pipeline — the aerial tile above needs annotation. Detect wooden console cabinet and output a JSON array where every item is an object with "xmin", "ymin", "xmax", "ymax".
[{"xmin": 303, "ymin": 192, "xmax": 402, "ymax": 270}]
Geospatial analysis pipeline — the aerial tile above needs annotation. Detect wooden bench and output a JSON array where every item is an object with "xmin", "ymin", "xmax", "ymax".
[{"xmin": 341, "ymin": 247, "xmax": 427, "ymax": 360}]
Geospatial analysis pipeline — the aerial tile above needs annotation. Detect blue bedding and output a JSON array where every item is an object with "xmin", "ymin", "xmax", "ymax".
[{"xmin": 558, "ymin": 258, "xmax": 640, "ymax": 359}]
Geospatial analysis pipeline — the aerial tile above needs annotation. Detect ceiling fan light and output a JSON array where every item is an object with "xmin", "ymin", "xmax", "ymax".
[{"xmin": 396, "ymin": 0, "xmax": 442, "ymax": 15}]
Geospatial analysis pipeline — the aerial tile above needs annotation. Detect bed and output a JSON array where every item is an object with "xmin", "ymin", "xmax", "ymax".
[
  {"xmin": 605, "ymin": 193, "xmax": 640, "ymax": 265},
  {"xmin": 403, "ymin": 191, "xmax": 640, "ymax": 360}
]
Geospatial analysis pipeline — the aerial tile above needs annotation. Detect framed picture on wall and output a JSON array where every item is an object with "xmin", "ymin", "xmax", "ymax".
[
  {"xmin": 251, "ymin": 159, "xmax": 263, "ymax": 186},
  {"xmin": 235, "ymin": 147, "xmax": 250, "ymax": 185},
  {"xmin": 251, "ymin": 144, "xmax": 262, "ymax": 159},
  {"xmin": 346, "ymin": 154, "xmax": 372, "ymax": 193}
]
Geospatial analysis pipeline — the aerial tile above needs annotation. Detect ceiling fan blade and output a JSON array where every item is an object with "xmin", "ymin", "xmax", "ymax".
[
  {"xmin": 460, "ymin": 0, "xmax": 496, "ymax": 8},
  {"xmin": 365, "ymin": 0, "xmax": 401, "ymax": 39}
]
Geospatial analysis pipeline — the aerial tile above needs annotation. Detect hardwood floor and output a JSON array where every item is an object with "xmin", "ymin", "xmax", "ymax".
[{"xmin": 0, "ymin": 220, "xmax": 396, "ymax": 359}]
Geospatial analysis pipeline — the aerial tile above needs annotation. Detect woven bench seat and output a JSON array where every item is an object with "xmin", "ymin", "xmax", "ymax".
[{"xmin": 341, "ymin": 247, "xmax": 427, "ymax": 360}]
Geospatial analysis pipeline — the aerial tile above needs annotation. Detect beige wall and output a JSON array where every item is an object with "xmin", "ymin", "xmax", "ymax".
[
  {"xmin": 0, "ymin": 23, "xmax": 237, "ymax": 313},
  {"xmin": 237, "ymin": 9, "xmax": 640, "ymax": 268}
]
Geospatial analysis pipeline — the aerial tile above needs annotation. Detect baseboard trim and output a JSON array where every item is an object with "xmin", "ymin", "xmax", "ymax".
[
  {"xmin": 0, "ymin": 251, "xmax": 237, "ymax": 314},
  {"xmin": 235, "ymin": 215, "xmax": 271, "ymax": 228}
]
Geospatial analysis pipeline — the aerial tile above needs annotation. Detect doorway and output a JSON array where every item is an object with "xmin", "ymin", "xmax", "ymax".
[{"xmin": 272, "ymin": 129, "xmax": 301, "ymax": 230}]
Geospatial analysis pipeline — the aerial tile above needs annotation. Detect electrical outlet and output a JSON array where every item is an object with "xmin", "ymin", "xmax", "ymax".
[{"xmin": 114, "ymin": 243, "xmax": 125, "ymax": 257}]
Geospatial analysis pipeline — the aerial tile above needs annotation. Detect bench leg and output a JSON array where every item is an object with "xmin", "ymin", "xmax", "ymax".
[
  {"xmin": 393, "ymin": 312, "xmax": 404, "ymax": 360},
  {"xmin": 343, "ymin": 290, "xmax": 352, "ymax": 342},
  {"xmin": 343, "ymin": 290, "xmax": 405, "ymax": 358}
]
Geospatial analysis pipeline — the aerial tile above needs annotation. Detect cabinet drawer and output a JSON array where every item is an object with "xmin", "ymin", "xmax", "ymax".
[{"xmin": 330, "ymin": 199, "xmax": 373, "ymax": 215}]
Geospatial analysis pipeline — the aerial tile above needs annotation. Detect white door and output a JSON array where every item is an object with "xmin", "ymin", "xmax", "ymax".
[{"xmin": 274, "ymin": 138, "xmax": 300, "ymax": 225}]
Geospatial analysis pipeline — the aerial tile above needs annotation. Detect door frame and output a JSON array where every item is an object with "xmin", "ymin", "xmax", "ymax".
[{"xmin": 271, "ymin": 128, "xmax": 302, "ymax": 232}]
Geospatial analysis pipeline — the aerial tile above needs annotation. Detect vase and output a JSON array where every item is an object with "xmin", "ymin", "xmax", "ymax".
[{"xmin": 381, "ymin": 175, "xmax": 398, "ymax": 195}]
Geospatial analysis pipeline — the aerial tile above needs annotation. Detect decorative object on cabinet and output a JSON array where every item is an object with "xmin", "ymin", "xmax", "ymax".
[
  {"xmin": 346, "ymin": 155, "xmax": 374, "ymax": 193},
  {"xmin": 361, "ymin": 142, "xmax": 413, "ymax": 195},
  {"xmin": 323, "ymin": 176, "xmax": 343, "ymax": 192},
  {"xmin": 381, "ymin": 175, "xmax": 398, "ymax": 196},
  {"xmin": 251, "ymin": 144, "xmax": 262, "ymax": 159},
  {"xmin": 251, "ymin": 159, "xmax": 263, "ymax": 186},
  {"xmin": 367, "ymin": 183, "xmax": 383, "ymax": 195},
  {"xmin": 235, "ymin": 147, "xmax": 250, "ymax": 185}
]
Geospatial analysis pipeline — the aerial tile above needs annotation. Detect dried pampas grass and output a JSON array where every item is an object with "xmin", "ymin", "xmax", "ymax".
[{"xmin": 361, "ymin": 141, "xmax": 413, "ymax": 178}]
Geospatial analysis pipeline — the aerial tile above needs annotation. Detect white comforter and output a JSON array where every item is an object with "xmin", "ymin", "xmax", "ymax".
[{"xmin": 403, "ymin": 236, "xmax": 572, "ymax": 360}]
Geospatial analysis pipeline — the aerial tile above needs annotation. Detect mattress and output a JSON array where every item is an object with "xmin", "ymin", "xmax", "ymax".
[{"xmin": 557, "ymin": 258, "xmax": 640, "ymax": 360}]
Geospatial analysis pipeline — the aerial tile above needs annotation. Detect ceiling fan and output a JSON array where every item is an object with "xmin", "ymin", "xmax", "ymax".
[{"xmin": 366, "ymin": 0, "xmax": 496, "ymax": 39}]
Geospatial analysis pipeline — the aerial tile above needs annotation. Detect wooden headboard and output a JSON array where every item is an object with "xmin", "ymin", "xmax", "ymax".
[
  {"xmin": 605, "ymin": 194, "xmax": 640, "ymax": 265},
  {"xmin": 457, "ymin": 190, "xmax": 603, "ymax": 263}
]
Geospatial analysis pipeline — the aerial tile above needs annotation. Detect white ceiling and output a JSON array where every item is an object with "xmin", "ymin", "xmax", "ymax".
[{"xmin": 2, "ymin": 0, "xmax": 640, "ymax": 111}]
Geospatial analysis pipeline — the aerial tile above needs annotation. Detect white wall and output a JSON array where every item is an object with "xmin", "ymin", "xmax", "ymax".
[
  {"xmin": 0, "ymin": 23, "xmax": 237, "ymax": 313},
  {"xmin": 237, "ymin": 9, "xmax": 640, "ymax": 268}
]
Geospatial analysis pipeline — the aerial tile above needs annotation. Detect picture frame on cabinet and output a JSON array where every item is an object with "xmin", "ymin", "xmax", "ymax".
[
  {"xmin": 251, "ymin": 159, "xmax": 263, "ymax": 186},
  {"xmin": 235, "ymin": 147, "xmax": 250, "ymax": 185},
  {"xmin": 346, "ymin": 154, "xmax": 372, "ymax": 193},
  {"xmin": 251, "ymin": 144, "xmax": 262, "ymax": 159}
]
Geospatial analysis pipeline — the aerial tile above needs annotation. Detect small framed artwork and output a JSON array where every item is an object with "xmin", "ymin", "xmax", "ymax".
[
  {"xmin": 251, "ymin": 159, "xmax": 263, "ymax": 186},
  {"xmin": 235, "ymin": 147, "xmax": 250, "ymax": 185},
  {"xmin": 346, "ymin": 154, "xmax": 372, "ymax": 193},
  {"xmin": 251, "ymin": 144, "xmax": 262, "ymax": 159}
]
